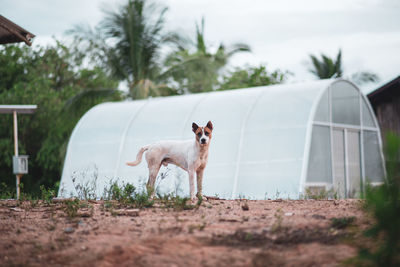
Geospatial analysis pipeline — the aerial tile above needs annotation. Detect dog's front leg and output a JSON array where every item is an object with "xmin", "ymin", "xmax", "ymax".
[
  {"xmin": 196, "ymin": 168, "xmax": 204, "ymax": 199},
  {"xmin": 188, "ymin": 170, "xmax": 196, "ymax": 201}
]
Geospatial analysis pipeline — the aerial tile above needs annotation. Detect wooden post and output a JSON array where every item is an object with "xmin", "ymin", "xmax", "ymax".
[
  {"xmin": 13, "ymin": 111, "xmax": 21, "ymax": 200},
  {"xmin": 16, "ymin": 175, "xmax": 21, "ymax": 200}
]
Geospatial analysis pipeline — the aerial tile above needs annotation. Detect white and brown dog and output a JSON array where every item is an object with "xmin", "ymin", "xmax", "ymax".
[{"xmin": 126, "ymin": 121, "xmax": 213, "ymax": 200}]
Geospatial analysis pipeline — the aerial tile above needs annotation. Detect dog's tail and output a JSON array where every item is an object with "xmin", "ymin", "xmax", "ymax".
[{"xmin": 126, "ymin": 146, "xmax": 149, "ymax": 167}]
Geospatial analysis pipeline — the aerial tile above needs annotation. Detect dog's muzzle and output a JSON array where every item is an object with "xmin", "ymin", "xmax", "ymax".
[{"xmin": 201, "ymin": 138, "xmax": 206, "ymax": 144}]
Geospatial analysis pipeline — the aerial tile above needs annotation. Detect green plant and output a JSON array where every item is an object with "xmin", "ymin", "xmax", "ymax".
[
  {"xmin": 156, "ymin": 193, "xmax": 200, "ymax": 211},
  {"xmin": 0, "ymin": 182, "xmax": 14, "ymax": 199},
  {"xmin": 72, "ymin": 167, "xmax": 98, "ymax": 200},
  {"xmin": 271, "ymin": 208, "xmax": 284, "ymax": 232},
  {"xmin": 103, "ymin": 180, "xmax": 154, "ymax": 208},
  {"xmin": 0, "ymin": 41, "xmax": 119, "ymax": 197},
  {"xmin": 40, "ymin": 185, "xmax": 55, "ymax": 205},
  {"xmin": 353, "ymin": 133, "xmax": 400, "ymax": 266},
  {"xmin": 63, "ymin": 199, "xmax": 80, "ymax": 218},
  {"xmin": 303, "ymin": 187, "xmax": 338, "ymax": 200},
  {"xmin": 330, "ymin": 216, "xmax": 355, "ymax": 229}
]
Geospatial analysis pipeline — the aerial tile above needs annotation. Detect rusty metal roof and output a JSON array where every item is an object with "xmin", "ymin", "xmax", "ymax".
[{"xmin": 0, "ymin": 15, "xmax": 35, "ymax": 46}]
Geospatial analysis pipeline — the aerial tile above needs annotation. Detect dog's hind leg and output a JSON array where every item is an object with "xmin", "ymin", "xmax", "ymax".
[{"xmin": 146, "ymin": 163, "xmax": 161, "ymax": 198}]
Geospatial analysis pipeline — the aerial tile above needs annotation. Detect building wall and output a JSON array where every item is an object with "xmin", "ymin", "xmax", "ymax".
[
  {"xmin": 374, "ymin": 96, "xmax": 400, "ymax": 139},
  {"xmin": 368, "ymin": 77, "xmax": 400, "ymax": 142}
]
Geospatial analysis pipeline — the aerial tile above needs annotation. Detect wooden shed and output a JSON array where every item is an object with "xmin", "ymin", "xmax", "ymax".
[{"xmin": 368, "ymin": 76, "xmax": 400, "ymax": 141}]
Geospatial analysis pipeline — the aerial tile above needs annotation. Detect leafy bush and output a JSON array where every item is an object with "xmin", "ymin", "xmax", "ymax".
[
  {"xmin": 0, "ymin": 182, "xmax": 14, "ymax": 199},
  {"xmin": 355, "ymin": 133, "xmax": 400, "ymax": 266},
  {"xmin": 0, "ymin": 42, "xmax": 120, "ymax": 197},
  {"xmin": 40, "ymin": 185, "xmax": 56, "ymax": 205}
]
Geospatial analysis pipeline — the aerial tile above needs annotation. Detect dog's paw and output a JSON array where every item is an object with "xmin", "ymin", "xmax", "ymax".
[{"xmin": 196, "ymin": 193, "xmax": 207, "ymax": 201}]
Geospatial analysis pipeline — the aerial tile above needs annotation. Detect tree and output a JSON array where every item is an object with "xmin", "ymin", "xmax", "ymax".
[
  {"xmin": 218, "ymin": 65, "xmax": 290, "ymax": 91},
  {"xmin": 163, "ymin": 17, "xmax": 251, "ymax": 93},
  {"xmin": 0, "ymin": 41, "xmax": 120, "ymax": 196},
  {"xmin": 309, "ymin": 49, "xmax": 342, "ymax": 79},
  {"xmin": 70, "ymin": 0, "xmax": 177, "ymax": 99},
  {"xmin": 308, "ymin": 49, "xmax": 379, "ymax": 85}
]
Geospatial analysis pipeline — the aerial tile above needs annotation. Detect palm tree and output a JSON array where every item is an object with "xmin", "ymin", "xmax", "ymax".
[
  {"xmin": 309, "ymin": 49, "xmax": 342, "ymax": 79},
  {"xmin": 70, "ymin": 0, "xmax": 176, "ymax": 99},
  {"xmin": 309, "ymin": 49, "xmax": 379, "ymax": 85},
  {"xmin": 162, "ymin": 17, "xmax": 251, "ymax": 93}
]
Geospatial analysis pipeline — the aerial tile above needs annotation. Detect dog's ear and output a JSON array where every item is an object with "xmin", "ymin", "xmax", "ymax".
[
  {"xmin": 206, "ymin": 121, "xmax": 213, "ymax": 131},
  {"xmin": 192, "ymin": 122, "xmax": 199, "ymax": 133}
]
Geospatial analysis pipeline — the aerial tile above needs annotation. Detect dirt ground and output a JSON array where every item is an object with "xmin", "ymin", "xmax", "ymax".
[{"xmin": 0, "ymin": 198, "xmax": 369, "ymax": 267}]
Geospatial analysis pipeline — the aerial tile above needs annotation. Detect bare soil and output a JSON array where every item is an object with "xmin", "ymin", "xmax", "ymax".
[{"xmin": 0, "ymin": 198, "xmax": 369, "ymax": 267}]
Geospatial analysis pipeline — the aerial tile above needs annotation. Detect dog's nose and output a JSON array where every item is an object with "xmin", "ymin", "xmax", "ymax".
[{"xmin": 201, "ymin": 138, "xmax": 206, "ymax": 144}]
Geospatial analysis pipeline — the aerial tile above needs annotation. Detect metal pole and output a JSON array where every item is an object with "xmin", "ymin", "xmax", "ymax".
[
  {"xmin": 13, "ymin": 111, "xmax": 20, "ymax": 200},
  {"xmin": 13, "ymin": 111, "xmax": 18, "ymax": 156}
]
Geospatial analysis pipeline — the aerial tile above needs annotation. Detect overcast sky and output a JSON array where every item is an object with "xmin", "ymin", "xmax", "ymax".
[{"xmin": 2, "ymin": 0, "xmax": 400, "ymax": 93}]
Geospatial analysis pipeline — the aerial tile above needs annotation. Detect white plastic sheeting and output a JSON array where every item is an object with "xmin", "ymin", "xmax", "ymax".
[{"xmin": 58, "ymin": 79, "xmax": 384, "ymax": 199}]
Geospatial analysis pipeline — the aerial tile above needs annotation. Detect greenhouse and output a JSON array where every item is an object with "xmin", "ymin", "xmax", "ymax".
[{"xmin": 58, "ymin": 79, "xmax": 385, "ymax": 199}]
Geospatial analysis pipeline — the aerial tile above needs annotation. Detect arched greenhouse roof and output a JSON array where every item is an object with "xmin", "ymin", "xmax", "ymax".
[{"xmin": 58, "ymin": 79, "xmax": 384, "ymax": 199}]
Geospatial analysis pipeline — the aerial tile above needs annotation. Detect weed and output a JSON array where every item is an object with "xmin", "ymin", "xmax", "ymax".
[
  {"xmin": 71, "ymin": 165, "xmax": 98, "ymax": 200},
  {"xmin": 245, "ymin": 233, "xmax": 253, "ymax": 241},
  {"xmin": 29, "ymin": 198, "xmax": 40, "ymax": 208},
  {"xmin": 40, "ymin": 185, "xmax": 55, "ymax": 205},
  {"xmin": 156, "ymin": 193, "xmax": 201, "ymax": 211},
  {"xmin": 171, "ymin": 196, "xmax": 193, "ymax": 211},
  {"xmin": 103, "ymin": 180, "xmax": 154, "ymax": 208},
  {"xmin": 275, "ymin": 190, "xmax": 281, "ymax": 199},
  {"xmin": 271, "ymin": 208, "xmax": 284, "ymax": 232},
  {"xmin": 188, "ymin": 222, "xmax": 206, "ymax": 233},
  {"xmin": 63, "ymin": 199, "xmax": 80, "ymax": 218},
  {"xmin": 330, "ymin": 216, "xmax": 355, "ymax": 229},
  {"xmin": 303, "ymin": 187, "xmax": 338, "ymax": 200}
]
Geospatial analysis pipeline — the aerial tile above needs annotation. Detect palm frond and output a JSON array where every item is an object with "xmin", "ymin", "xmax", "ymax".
[{"xmin": 351, "ymin": 72, "xmax": 380, "ymax": 85}]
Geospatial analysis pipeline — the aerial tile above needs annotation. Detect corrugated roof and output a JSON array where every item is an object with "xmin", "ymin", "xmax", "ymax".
[{"xmin": 0, "ymin": 15, "xmax": 35, "ymax": 46}]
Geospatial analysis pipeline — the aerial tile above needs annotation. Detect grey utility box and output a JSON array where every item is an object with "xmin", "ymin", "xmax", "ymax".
[{"xmin": 13, "ymin": 155, "xmax": 29, "ymax": 174}]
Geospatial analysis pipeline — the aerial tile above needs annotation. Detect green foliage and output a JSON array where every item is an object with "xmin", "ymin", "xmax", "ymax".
[
  {"xmin": 308, "ymin": 48, "xmax": 379, "ymax": 85},
  {"xmin": 40, "ymin": 185, "xmax": 56, "ymax": 205},
  {"xmin": 271, "ymin": 208, "xmax": 284, "ymax": 233},
  {"xmin": 0, "ymin": 182, "xmax": 15, "ymax": 199},
  {"xmin": 163, "ymin": 17, "xmax": 251, "ymax": 93},
  {"xmin": 309, "ymin": 49, "xmax": 343, "ymax": 79},
  {"xmin": 63, "ymin": 199, "xmax": 80, "ymax": 218},
  {"xmin": 70, "ymin": 0, "xmax": 177, "ymax": 99},
  {"xmin": 157, "ymin": 193, "xmax": 201, "ymax": 211},
  {"xmin": 303, "ymin": 187, "xmax": 338, "ymax": 200},
  {"xmin": 103, "ymin": 180, "xmax": 154, "ymax": 208},
  {"xmin": 218, "ymin": 65, "xmax": 289, "ymax": 90},
  {"xmin": 0, "ymin": 41, "xmax": 119, "ymax": 196},
  {"xmin": 355, "ymin": 133, "xmax": 400, "ymax": 266}
]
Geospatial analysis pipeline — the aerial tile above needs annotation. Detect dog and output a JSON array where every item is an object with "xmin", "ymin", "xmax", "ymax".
[{"xmin": 126, "ymin": 121, "xmax": 213, "ymax": 200}]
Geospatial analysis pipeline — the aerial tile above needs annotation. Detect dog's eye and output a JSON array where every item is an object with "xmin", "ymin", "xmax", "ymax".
[
  {"xmin": 197, "ymin": 133, "xmax": 202, "ymax": 137},
  {"xmin": 205, "ymin": 132, "xmax": 209, "ymax": 136}
]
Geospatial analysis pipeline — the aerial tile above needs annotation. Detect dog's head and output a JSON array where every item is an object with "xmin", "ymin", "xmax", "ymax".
[{"xmin": 192, "ymin": 121, "xmax": 213, "ymax": 146}]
